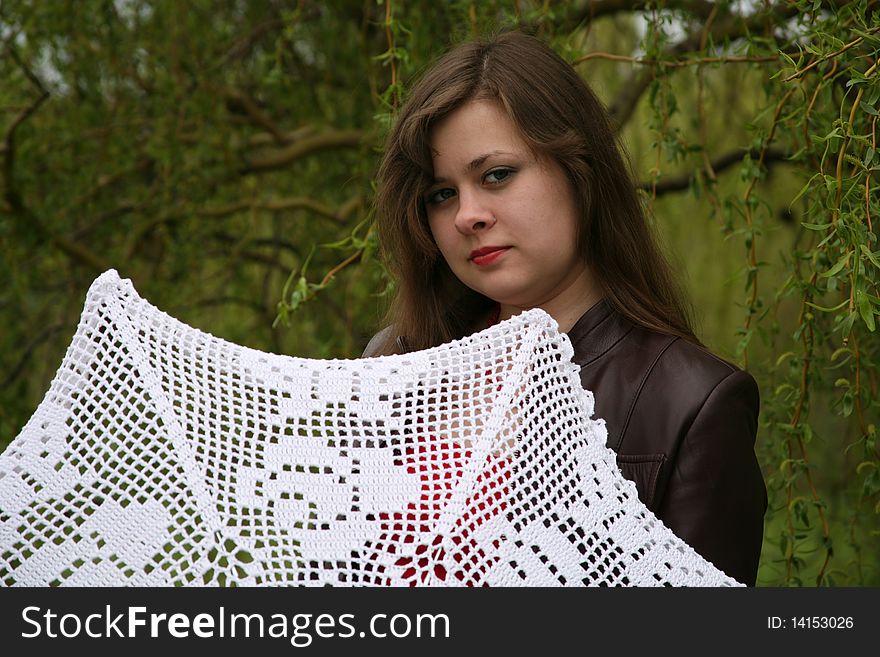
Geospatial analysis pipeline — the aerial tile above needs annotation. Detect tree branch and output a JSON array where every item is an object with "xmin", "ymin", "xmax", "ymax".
[
  {"xmin": 2, "ymin": 43, "xmax": 49, "ymax": 214},
  {"xmin": 209, "ymin": 231, "xmax": 302, "ymax": 258},
  {"xmin": 247, "ymin": 125, "xmax": 319, "ymax": 148},
  {"xmin": 217, "ymin": 18, "xmax": 285, "ymax": 68},
  {"xmin": 198, "ymin": 195, "xmax": 359, "ymax": 224},
  {"xmin": 188, "ymin": 295, "xmax": 268, "ymax": 314},
  {"xmin": 240, "ymin": 130, "xmax": 364, "ymax": 174},
  {"xmin": 206, "ymin": 246, "xmax": 290, "ymax": 273},
  {"xmin": 565, "ymin": 0, "xmax": 856, "ymax": 30},
  {"xmin": 1, "ymin": 322, "xmax": 64, "ymax": 391},
  {"xmin": 2, "ymin": 43, "xmax": 112, "ymax": 273},
  {"xmin": 572, "ymin": 2, "xmax": 854, "ymax": 130},
  {"xmin": 60, "ymin": 158, "xmax": 153, "ymax": 221},
  {"xmin": 222, "ymin": 86, "xmax": 289, "ymax": 144},
  {"xmin": 565, "ymin": 0, "xmax": 717, "ymax": 26},
  {"xmin": 637, "ymin": 146, "xmax": 789, "ymax": 195}
]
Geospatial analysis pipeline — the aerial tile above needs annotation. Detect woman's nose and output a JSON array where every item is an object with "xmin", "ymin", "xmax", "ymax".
[{"xmin": 454, "ymin": 190, "xmax": 495, "ymax": 234}]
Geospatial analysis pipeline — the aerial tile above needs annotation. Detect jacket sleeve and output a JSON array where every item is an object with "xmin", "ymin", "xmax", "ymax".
[{"xmin": 655, "ymin": 369, "xmax": 767, "ymax": 586}]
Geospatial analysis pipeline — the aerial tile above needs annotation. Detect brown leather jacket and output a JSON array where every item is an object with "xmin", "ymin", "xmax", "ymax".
[{"xmin": 362, "ymin": 300, "xmax": 767, "ymax": 585}]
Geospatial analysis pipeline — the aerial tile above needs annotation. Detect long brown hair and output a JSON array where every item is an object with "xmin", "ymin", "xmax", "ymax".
[{"xmin": 374, "ymin": 30, "xmax": 699, "ymax": 354}]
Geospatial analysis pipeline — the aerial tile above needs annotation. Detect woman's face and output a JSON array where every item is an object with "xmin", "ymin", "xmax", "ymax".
[{"xmin": 425, "ymin": 99, "xmax": 598, "ymax": 327}]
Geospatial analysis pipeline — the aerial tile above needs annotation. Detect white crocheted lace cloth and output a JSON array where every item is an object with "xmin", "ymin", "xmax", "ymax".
[{"xmin": 0, "ymin": 270, "xmax": 740, "ymax": 587}]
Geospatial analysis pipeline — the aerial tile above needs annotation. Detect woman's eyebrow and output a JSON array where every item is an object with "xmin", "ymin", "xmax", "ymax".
[
  {"xmin": 465, "ymin": 150, "xmax": 513, "ymax": 173},
  {"xmin": 432, "ymin": 150, "xmax": 515, "ymax": 183}
]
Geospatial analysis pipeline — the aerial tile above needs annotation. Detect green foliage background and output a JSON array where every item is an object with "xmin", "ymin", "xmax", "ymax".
[{"xmin": 1, "ymin": 0, "xmax": 878, "ymax": 586}]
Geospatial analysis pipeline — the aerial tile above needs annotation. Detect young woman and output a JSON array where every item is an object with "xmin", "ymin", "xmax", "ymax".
[{"xmin": 363, "ymin": 31, "xmax": 766, "ymax": 586}]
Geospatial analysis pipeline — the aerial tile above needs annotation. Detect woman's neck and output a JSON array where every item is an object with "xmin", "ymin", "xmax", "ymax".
[{"xmin": 497, "ymin": 266, "xmax": 602, "ymax": 333}]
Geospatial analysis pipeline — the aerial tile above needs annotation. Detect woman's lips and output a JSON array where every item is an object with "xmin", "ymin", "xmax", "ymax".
[{"xmin": 470, "ymin": 247, "xmax": 510, "ymax": 266}]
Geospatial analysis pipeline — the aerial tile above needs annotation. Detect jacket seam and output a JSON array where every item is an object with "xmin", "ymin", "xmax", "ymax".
[
  {"xmin": 612, "ymin": 335, "xmax": 678, "ymax": 452},
  {"xmin": 677, "ymin": 368, "xmax": 743, "ymax": 449}
]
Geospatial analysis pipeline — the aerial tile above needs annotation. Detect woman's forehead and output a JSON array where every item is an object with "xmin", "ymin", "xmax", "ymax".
[{"xmin": 429, "ymin": 101, "xmax": 528, "ymax": 162}]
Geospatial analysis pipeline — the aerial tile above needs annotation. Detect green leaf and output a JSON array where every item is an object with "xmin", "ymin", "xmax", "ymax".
[
  {"xmin": 802, "ymin": 423, "xmax": 813, "ymax": 444},
  {"xmin": 839, "ymin": 311, "xmax": 858, "ymax": 336},
  {"xmin": 735, "ymin": 328, "xmax": 753, "ymax": 357},
  {"xmin": 860, "ymin": 244, "xmax": 880, "ymax": 269},
  {"xmin": 805, "ymin": 298, "xmax": 849, "ymax": 312},
  {"xmin": 857, "ymin": 290, "xmax": 876, "ymax": 331},
  {"xmin": 856, "ymin": 461, "xmax": 877, "ymax": 476},
  {"xmin": 775, "ymin": 383, "xmax": 796, "ymax": 397},
  {"xmin": 790, "ymin": 173, "xmax": 821, "ymax": 207},
  {"xmin": 842, "ymin": 390, "xmax": 854, "ymax": 417},
  {"xmin": 861, "ymin": 466, "xmax": 880, "ymax": 496},
  {"xmin": 819, "ymin": 251, "xmax": 851, "ymax": 278}
]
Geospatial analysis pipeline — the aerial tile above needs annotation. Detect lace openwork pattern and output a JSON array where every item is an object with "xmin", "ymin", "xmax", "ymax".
[{"xmin": 0, "ymin": 271, "xmax": 739, "ymax": 586}]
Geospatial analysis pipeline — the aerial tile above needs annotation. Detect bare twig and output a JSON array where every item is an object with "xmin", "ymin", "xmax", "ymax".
[
  {"xmin": 834, "ymin": 59, "xmax": 879, "ymax": 225},
  {"xmin": 320, "ymin": 248, "xmax": 363, "ymax": 288},
  {"xmin": 783, "ymin": 26, "xmax": 880, "ymax": 82},
  {"xmin": 574, "ymin": 52, "xmax": 781, "ymax": 67}
]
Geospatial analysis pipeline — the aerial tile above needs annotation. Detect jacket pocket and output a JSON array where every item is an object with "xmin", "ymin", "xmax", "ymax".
[{"xmin": 616, "ymin": 453, "xmax": 666, "ymax": 510}]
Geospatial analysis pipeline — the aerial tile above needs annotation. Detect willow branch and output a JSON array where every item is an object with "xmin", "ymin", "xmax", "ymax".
[
  {"xmin": 2, "ymin": 45, "xmax": 111, "ymax": 272},
  {"xmin": 240, "ymin": 130, "xmax": 364, "ymax": 173},
  {"xmin": 2, "ymin": 44, "xmax": 49, "ymax": 214},
  {"xmin": 59, "ymin": 158, "xmax": 153, "ymax": 221},
  {"xmin": 206, "ymin": 247, "xmax": 289, "ymax": 274},
  {"xmin": 1, "ymin": 322, "xmax": 64, "ymax": 391},
  {"xmin": 564, "ymin": 0, "xmax": 717, "ymax": 27},
  {"xmin": 247, "ymin": 125, "xmax": 318, "ymax": 148},
  {"xmin": 222, "ymin": 86, "xmax": 288, "ymax": 144},
  {"xmin": 596, "ymin": 2, "xmax": 816, "ymax": 130},
  {"xmin": 562, "ymin": 0, "xmax": 868, "ymax": 36},
  {"xmin": 319, "ymin": 249, "xmax": 364, "ymax": 288},
  {"xmin": 199, "ymin": 194, "xmax": 360, "ymax": 224},
  {"xmin": 575, "ymin": 52, "xmax": 783, "ymax": 67},
  {"xmin": 637, "ymin": 147, "xmax": 790, "ymax": 195},
  {"xmin": 188, "ymin": 296, "xmax": 268, "ymax": 314},
  {"xmin": 209, "ymin": 231, "xmax": 302, "ymax": 258},
  {"xmin": 217, "ymin": 18, "xmax": 285, "ymax": 68},
  {"xmin": 783, "ymin": 25, "xmax": 880, "ymax": 82}
]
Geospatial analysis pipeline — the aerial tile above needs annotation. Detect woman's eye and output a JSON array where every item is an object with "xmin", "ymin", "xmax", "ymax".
[
  {"xmin": 426, "ymin": 188, "xmax": 456, "ymax": 205},
  {"xmin": 484, "ymin": 168, "xmax": 514, "ymax": 184}
]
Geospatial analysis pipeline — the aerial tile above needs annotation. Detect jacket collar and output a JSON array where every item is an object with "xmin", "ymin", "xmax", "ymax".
[
  {"xmin": 391, "ymin": 299, "xmax": 633, "ymax": 362},
  {"xmin": 565, "ymin": 299, "xmax": 633, "ymax": 367}
]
